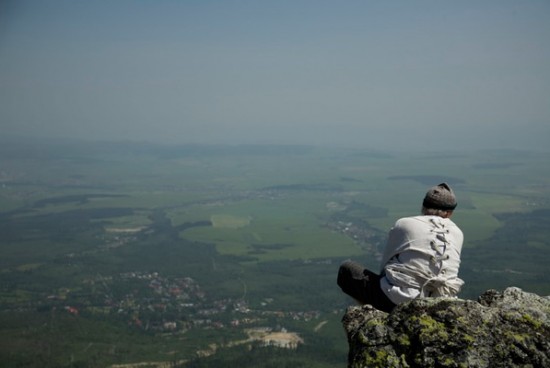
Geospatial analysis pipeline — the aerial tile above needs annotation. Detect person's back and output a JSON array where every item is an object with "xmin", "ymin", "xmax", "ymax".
[
  {"xmin": 337, "ymin": 182, "xmax": 464, "ymax": 313},
  {"xmin": 380, "ymin": 215, "xmax": 464, "ymax": 304}
]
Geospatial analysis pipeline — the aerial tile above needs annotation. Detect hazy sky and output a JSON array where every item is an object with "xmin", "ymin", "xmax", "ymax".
[{"xmin": 1, "ymin": 0, "xmax": 549, "ymax": 150}]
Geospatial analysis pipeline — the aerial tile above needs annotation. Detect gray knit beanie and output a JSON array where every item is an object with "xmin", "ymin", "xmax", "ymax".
[{"xmin": 422, "ymin": 182, "xmax": 457, "ymax": 210}]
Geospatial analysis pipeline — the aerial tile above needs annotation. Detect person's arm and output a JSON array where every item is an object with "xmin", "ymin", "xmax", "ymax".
[{"xmin": 380, "ymin": 221, "xmax": 407, "ymax": 272}]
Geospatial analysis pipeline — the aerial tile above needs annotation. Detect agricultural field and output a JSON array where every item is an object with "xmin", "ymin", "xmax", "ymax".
[{"xmin": 0, "ymin": 138, "xmax": 549, "ymax": 367}]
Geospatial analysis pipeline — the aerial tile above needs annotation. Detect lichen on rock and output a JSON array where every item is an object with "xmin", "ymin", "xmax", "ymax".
[{"xmin": 342, "ymin": 287, "xmax": 550, "ymax": 368}]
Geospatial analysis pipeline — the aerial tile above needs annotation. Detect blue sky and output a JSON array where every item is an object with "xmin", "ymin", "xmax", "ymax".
[{"xmin": 1, "ymin": 0, "xmax": 549, "ymax": 150}]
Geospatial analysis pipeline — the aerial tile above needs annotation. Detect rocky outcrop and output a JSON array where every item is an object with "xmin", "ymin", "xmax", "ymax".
[{"xmin": 342, "ymin": 287, "xmax": 549, "ymax": 368}]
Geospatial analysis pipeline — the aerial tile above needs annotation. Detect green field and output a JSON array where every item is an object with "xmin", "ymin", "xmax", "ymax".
[{"xmin": 0, "ymin": 139, "xmax": 549, "ymax": 367}]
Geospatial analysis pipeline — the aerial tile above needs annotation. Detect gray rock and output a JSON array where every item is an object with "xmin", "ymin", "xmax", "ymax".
[{"xmin": 342, "ymin": 287, "xmax": 550, "ymax": 368}]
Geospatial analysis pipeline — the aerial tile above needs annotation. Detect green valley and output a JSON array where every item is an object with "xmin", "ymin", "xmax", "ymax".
[{"xmin": 0, "ymin": 138, "xmax": 549, "ymax": 367}]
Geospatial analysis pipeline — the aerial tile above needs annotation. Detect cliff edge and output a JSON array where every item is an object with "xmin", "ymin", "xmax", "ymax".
[{"xmin": 342, "ymin": 287, "xmax": 549, "ymax": 368}]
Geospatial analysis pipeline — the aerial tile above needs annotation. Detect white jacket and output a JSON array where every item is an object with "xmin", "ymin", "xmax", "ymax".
[{"xmin": 379, "ymin": 215, "xmax": 464, "ymax": 304}]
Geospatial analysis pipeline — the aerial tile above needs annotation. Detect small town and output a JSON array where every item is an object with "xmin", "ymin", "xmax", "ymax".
[
  {"xmin": 43, "ymin": 268, "xmax": 325, "ymax": 351},
  {"xmin": 32, "ymin": 210, "xmax": 377, "ymax": 350}
]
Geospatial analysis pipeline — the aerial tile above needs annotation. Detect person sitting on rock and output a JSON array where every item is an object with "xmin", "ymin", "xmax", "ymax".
[{"xmin": 337, "ymin": 182, "xmax": 464, "ymax": 313}]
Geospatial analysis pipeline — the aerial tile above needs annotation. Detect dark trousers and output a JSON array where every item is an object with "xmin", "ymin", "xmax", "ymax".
[{"xmin": 337, "ymin": 260, "xmax": 396, "ymax": 313}]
